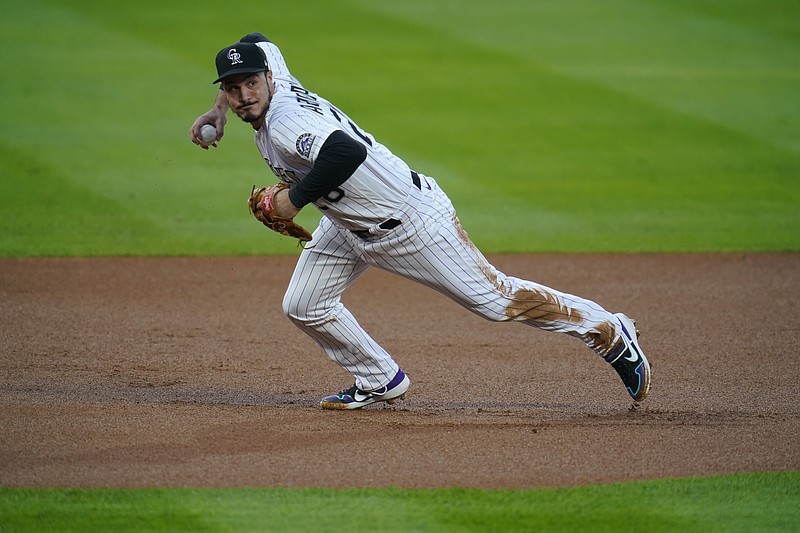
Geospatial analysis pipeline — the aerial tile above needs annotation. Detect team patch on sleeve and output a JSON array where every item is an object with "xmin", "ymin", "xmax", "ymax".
[{"xmin": 295, "ymin": 133, "xmax": 316, "ymax": 158}]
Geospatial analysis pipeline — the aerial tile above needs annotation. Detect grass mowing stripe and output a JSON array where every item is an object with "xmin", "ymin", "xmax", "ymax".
[
  {"xmin": 0, "ymin": 144, "xmax": 163, "ymax": 257},
  {"xmin": 1, "ymin": 0, "xmax": 798, "ymax": 255},
  {"xmin": 1, "ymin": 472, "xmax": 798, "ymax": 532},
  {"xmin": 354, "ymin": 0, "xmax": 800, "ymax": 252},
  {"xmin": 363, "ymin": 0, "xmax": 800, "ymax": 154},
  {"xmin": 1, "ymin": 0, "xmax": 321, "ymax": 256}
]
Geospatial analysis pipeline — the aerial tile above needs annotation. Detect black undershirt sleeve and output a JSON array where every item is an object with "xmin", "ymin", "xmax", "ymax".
[{"xmin": 288, "ymin": 130, "xmax": 368, "ymax": 208}]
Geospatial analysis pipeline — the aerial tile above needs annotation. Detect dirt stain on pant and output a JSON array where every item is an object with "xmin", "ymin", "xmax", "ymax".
[
  {"xmin": 586, "ymin": 320, "xmax": 617, "ymax": 355},
  {"xmin": 507, "ymin": 288, "xmax": 618, "ymax": 355},
  {"xmin": 505, "ymin": 287, "xmax": 579, "ymax": 323},
  {"xmin": 452, "ymin": 214, "xmax": 499, "ymax": 285},
  {"xmin": 452, "ymin": 214, "xmax": 581, "ymax": 324},
  {"xmin": 452, "ymin": 213, "xmax": 616, "ymax": 355}
]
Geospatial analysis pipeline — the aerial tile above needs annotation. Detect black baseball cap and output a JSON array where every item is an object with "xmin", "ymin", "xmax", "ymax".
[{"xmin": 213, "ymin": 42, "xmax": 269, "ymax": 84}]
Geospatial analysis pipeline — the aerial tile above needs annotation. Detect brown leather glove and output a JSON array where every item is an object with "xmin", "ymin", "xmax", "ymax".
[{"xmin": 248, "ymin": 183, "xmax": 313, "ymax": 245}]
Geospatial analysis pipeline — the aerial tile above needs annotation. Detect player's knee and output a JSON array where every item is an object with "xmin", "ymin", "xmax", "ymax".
[
  {"xmin": 282, "ymin": 291, "xmax": 328, "ymax": 324},
  {"xmin": 281, "ymin": 292, "xmax": 304, "ymax": 321},
  {"xmin": 468, "ymin": 303, "xmax": 512, "ymax": 323}
]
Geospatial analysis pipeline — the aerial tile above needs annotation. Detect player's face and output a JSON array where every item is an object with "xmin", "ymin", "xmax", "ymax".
[{"xmin": 221, "ymin": 71, "xmax": 274, "ymax": 129}]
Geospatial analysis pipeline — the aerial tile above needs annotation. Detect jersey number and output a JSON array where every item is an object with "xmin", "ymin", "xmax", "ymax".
[
  {"xmin": 328, "ymin": 106, "xmax": 373, "ymax": 147},
  {"xmin": 324, "ymin": 188, "xmax": 345, "ymax": 203},
  {"xmin": 319, "ymin": 106, "xmax": 371, "ymax": 206}
]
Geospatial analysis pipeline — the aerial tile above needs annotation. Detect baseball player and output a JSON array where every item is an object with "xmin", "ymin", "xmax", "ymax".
[{"xmin": 190, "ymin": 33, "xmax": 651, "ymax": 409}]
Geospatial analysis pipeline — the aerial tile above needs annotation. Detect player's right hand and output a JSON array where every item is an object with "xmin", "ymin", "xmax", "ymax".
[{"xmin": 190, "ymin": 110, "xmax": 227, "ymax": 150}]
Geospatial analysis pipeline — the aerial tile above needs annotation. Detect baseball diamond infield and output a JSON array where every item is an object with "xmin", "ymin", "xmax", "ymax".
[{"xmin": 1, "ymin": 253, "xmax": 798, "ymax": 488}]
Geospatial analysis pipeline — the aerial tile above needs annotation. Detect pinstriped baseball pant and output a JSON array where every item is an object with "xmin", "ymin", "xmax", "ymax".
[{"xmin": 282, "ymin": 176, "xmax": 622, "ymax": 392}]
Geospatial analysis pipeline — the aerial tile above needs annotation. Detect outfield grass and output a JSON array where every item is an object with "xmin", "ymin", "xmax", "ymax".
[
  {"xmin": 1, "ymin": 0, "xmax": 798, "ymax": 255},
  {"xmin": 1, "ymin": 472, "xmax": 798, "ymax": 532}
]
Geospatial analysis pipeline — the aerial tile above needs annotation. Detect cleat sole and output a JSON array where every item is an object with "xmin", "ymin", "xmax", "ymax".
[{"xmin": 385, "ymin": 393, "xmax": 406, "ymax": 405}]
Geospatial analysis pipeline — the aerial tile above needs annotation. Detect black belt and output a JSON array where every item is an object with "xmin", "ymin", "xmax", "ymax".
[{"xmin": 352, "ymin": 172, "xmax": 421, "ymax": 238}]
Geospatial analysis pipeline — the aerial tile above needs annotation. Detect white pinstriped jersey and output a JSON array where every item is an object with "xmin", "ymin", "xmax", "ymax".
[
  {"xmin": 244, "ymin": 40, "xmax": 637, "ymax": 399},
  {"xmin": 253, "ymin": 41, "xmax": 414, "ymax": 231}
]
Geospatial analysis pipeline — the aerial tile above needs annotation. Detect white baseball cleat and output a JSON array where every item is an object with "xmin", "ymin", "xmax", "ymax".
[{"xmin": 319, "ymin": 369, "xmax": 410, "ymax": 410}]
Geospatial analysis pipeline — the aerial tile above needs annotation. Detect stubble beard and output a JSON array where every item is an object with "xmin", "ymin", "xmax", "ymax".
[
  {"xmin": 240, "ymin": 101, "xmax": 270, "ymax": 128},
  {"xmin": 239, "ymin": 108, "xmax": 263, "ymax": 124}
]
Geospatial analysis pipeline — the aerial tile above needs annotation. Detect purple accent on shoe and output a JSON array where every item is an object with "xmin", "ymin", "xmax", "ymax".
[
  {"xmin": 384, "ymin": 369, "xmax": 406, "ymax": 392},
  {"xmin": 603, "ymin": 341, "xmax": 625, "ymax": 363},
  {"xmin": 618, "ymin": 317, "xmax": 632, "ymax": 340}
]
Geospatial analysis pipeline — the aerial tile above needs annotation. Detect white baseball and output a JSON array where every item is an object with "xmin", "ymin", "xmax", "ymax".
[{"xmin": 200, "ymin": 124, "xmax": 217, "ymax": 143}]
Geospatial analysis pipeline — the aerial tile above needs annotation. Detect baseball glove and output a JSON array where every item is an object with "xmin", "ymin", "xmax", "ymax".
[{"xmin": 248, "ymin": 183, "xmax": 313, "ymax": 245}]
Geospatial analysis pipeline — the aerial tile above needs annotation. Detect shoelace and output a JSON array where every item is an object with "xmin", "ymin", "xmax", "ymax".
[{"xmin": 339, "ymin": 384, "xmax": 359, "ymax": 397}]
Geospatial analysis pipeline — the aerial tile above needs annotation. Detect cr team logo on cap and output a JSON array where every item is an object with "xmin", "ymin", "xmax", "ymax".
[
  {"xmin": 213, "ymin": 41, "xmax": 269, "ymax": 84},
  {"xmin": 227, "ymin": 49, "xmax": 243, "ymax": 65}
]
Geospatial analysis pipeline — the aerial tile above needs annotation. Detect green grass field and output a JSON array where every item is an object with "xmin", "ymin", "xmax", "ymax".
[
  {"xmin": 2, "ymin": 473, "xmax": 798, "ymax": 532},
  {"xmin": 1, "ymin": 0, "xmax": 798, "ymax": 255},
  {"xmin": 1, "ymin": 1, "xmax": 799, "ymax": 531}
]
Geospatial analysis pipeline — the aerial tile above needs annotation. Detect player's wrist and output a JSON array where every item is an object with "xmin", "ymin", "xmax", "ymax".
[
  {"xmin": 275, "ymin": 188, "xmax": 301, "ymax": 217},
  {"xmin": 287, "ymin": 187, "xmax": 309, "ymax": 210}
]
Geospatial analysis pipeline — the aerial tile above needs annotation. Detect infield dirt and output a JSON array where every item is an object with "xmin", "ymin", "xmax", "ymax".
[{"xmin": 1, "ymin": 254, "xmax": 798, "ymax": 488}]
